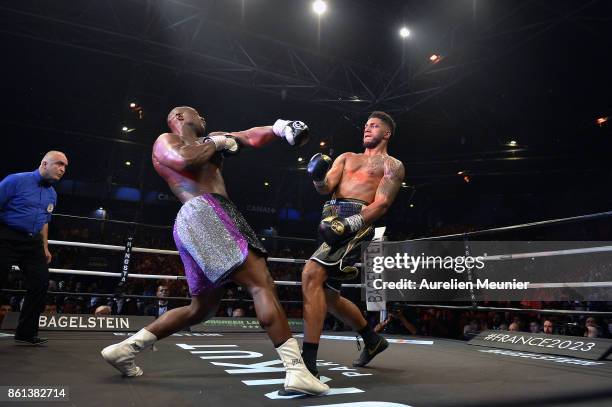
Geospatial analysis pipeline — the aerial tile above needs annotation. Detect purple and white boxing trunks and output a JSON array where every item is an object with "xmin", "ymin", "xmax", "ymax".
[{"xmin": 173, "ymin": 193, "xmax": 267, "ymax": 296}]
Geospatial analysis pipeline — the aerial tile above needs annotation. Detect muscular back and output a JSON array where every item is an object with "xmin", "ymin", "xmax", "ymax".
[
  {"xmin": 152, "ymin": 133, "xmax": 228, "ymax": 203},
  {"xmin": 334, "ymin": 153, "xmax": 402, "ymax": 204}
]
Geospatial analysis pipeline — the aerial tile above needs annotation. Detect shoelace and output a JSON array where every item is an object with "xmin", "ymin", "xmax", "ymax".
[{"xmin": 355, "ymin": 335, "xmax": 361, "ymax": 351}]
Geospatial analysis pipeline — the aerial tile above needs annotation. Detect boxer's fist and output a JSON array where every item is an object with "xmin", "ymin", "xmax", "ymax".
[
  {"xmin": 204, "ymin": 134, "xmax": 242, "ymax": 155},
  {"xmin": 319, "ymin": 214, "xmax": 364, "ymax": 246},
  {"xmin": 273, "ymin": 119, "xmax": 310, "ymax": 147},
  {"xmin": 307, "ymin": 153, "xmax": 332, "ymax": 182}
]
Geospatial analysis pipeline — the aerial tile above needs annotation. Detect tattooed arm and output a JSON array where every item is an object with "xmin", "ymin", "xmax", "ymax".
[{"xmin": 360, "ymin": 157, "xmax": 405, "ymax": 224}]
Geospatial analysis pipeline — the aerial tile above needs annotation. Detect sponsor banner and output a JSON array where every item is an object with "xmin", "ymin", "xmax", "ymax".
[
  {"xmin": 0, "ymin": 312, "xmax": 153, "ymax": 331},
  {"xmin": 190, "ymin": 318, "xmax": 303, "ymax": 333},
  {"xmin": 469, "ymin": 330, "xmax": 612, "ymax": 361},
  {"xmin": 362, "ymin": 232, "xmax": 387, "ymax": 312},
  {"xmin": 476, "ymin": 349, "xmax": 606, "ymax": 366},
  {"xmin": 362, "ymin": 241, "xmax": 612, "ymax": 301},
  {"xmin": 1, "ymin": 313, "xmax": 303, "ymax": 333}
]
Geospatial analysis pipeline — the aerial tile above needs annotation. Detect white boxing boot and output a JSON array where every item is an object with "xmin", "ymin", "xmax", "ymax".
[
  {"xmin": 101, "ymin": 328, "xmax": 157, "ymax": 377},
  {"xmin": 276, "ymin": 338, "xmax": 329, "ymax": 395}
]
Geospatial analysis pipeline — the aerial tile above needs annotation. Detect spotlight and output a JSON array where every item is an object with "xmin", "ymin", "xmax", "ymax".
[
  {"xmin": 430, "ymin": 54, "xmax": 441, "ymax": 63},
  {"xmin": 458, "ymin": 170, "xmax": 471, "ymax": 183},
  {"xmin": 125, "ymin": 161, "xmax": 131, "ymax": 166},
  {"xmin": 399, "ymin": 27, "xmax": 410, "ymax": 38},
  {"xmin": 409, "ymin": 203, "xmax": 414, "ymax": 208},
  {"xmin": 264, "ymin": 181, "xmax": 269, "ymax": 186},
  {"xmin": 401, "ymin": 182, "xmax": 407, "ymax": 187},
  {"xmin": 129, "ymin": 102, "xmax": 137, "ymax": 108},
  {"xmin": 320, "ymin": 141, "xmax": 326, "ymax": 147},
  {"xmin": 298, "ymin": 157, "xmax": 304, "ymax": 162},
  {"xmin": 122, "ymin": 126, "xmax": 128, "ymax": 132},
  {"xmin": 596, "ymin": 116, "xmax": 609, "ymax": 126},
  {"xmin": 508, "ymin": 140, "xmax": 518, "ymax": 146},
  {"xmin": 313, "ymin": 0, "xmax": 327, "ymax": 15}
]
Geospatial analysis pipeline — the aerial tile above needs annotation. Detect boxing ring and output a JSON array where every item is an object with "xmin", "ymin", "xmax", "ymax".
[
  {"xmin": 2, "ymin": 211, "xmax": 612, "ymax": 406},
  {"xmin": 1, "ymin": 331, "xmax": 611, "ymax": 406}
]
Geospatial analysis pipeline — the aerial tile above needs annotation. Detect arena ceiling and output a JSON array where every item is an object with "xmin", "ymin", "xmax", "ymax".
[{"xmin": 1, "ymin": 0, "xmax": 611, "ymax": 230}]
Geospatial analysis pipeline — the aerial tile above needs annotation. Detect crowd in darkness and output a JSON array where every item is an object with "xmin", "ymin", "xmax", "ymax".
[{"xmin": 1, "ymin": 223, "xmax": 611, "ymax": 340}]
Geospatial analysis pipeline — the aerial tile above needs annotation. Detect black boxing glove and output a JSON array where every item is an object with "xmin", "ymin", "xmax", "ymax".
[
  {"xmin": 272, "ymin": 119, "xmax": 310, "ymax": 147},
  {"xmin": 318, "ymin": 214, "xmax": 365, "ymax": 246},
  {"xmin": 307, "ymin": 153, "xmax": 332, "ymax": 186}
]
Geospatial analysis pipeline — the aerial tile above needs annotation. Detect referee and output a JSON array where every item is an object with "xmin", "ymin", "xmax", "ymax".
[{"xmin": 0, "ymin": 151, "xmax": 68, "ymax": 345}]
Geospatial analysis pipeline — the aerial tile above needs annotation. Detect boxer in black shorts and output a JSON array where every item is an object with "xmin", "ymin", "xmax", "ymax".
[{"xmin": 301, "ymin": 111, "xmax": 404, "ymax": 376}]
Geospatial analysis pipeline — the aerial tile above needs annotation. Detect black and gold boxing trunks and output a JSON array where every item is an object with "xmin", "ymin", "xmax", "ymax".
[{"xmin": 310, "ymin": 198, "xmax": 373, "ymax": 291}]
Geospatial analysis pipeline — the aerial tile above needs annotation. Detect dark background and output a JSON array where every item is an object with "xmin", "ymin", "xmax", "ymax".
[{"xmin": 1, "ymin": 0, "xmax": 611, "ymax": 241}]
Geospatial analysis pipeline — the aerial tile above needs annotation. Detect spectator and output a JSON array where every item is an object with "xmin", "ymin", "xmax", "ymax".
[
  {"xmin": 508, "ymin": 322, "xmax": 520, "ymax": 332},
  {"xmin": 543, "ymin": 319, "xmax": 554, "ymax": 334},
  {"xmin": 491, "ymin": 314, "xmax": 508, "ymax": 331},
  {"xmin": 43, "ymin": 303, "xmax": 57, "ymax": 314},
  {"xmin": 0, "ymin": 301, "xmax": 12, "ymax": 325},
  {"xmin": 232, "ymin": 308, "xmax": 246, "ymax": 318},
  {"xmin": 463, "ymin": 319, "xmax": 480, "ymax": 339},
  {"xmin": 94, "ymin": 305, "xmax": 112, "ymax": 316},
  {"xmin": 584, "ymin": 316, "xmax": 600, "ymax": 338},
  {"xmin": 528, "ymin": 321, "xmax": 540, "ymax": 334},
  {"xmin": 144, "ymin": 285, "xmax": 172, "ymax": 318}
]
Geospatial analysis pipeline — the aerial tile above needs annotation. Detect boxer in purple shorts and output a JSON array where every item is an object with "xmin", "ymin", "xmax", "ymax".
[{"xmin": 101, "ymin": 106, "xmax": 328, "ymax": 396}]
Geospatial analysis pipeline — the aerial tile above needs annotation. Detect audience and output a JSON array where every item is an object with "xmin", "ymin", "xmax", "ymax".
[{"xmin": 1, "ymin": 224, "xmax": 610, "ymax": 341}]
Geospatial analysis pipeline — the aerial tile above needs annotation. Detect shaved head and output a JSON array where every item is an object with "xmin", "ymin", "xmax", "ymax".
[
  {"xmin": 39, "ymin": 150, "xmax": 68, "ymax": 182},
  {"xmin": 167, "ymin": 106, "xmax": 206, "ymax": 136},
  {"xmin": 41, "ymin": 150, "xmax": 67, "ymax": 164}
]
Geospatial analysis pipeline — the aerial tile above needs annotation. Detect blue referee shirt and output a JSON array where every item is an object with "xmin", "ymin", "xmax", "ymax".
[{"xmin": 0, "ymin": 169, "xmax": 57, "ymax": 235}]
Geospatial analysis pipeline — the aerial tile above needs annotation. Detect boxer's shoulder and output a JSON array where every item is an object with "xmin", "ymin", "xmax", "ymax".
[
  {"xmin": 384, "ymin": 154, "xmax": 403, "ymax": 168},
  {"xmin": 382, "ymin": 155, "xmax": 405, "ymax": 177},
  {"xmin": 155, "ymin": 132, "xmax": 181, "ymax": 144}
]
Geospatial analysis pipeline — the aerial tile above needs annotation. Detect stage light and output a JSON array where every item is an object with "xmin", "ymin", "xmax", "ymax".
[
  {"xmin": 508, "ymin": 140, "xmax": 518, "ymax": 146},
  {"xmin": 129, "ymin": 102, "xmax": 137, "ymax": 108},
  {"xmin": 399, "ymin": 27, "xmax": 410, "ymax": 38},
  {"xmin": 313, "ymin": 0, "xmax": 327, "ymax": 15},
  {"xmin": 320, "ymin": 141, "xmax": 326, "ymax": 147},
  {"xmin": 596, "ymin": 116, "xmax": 609, "ymax": 126},
  {"xmin": 430, "ymin": 54, "xmax": 441, "ymax": 63},
  {"xmin": 125, "ymin": 161, "xmax": 131, "ymax": 166},
  {"xmin": 409, "ymin": 204, "xmax": 414, "ymax": 208},
  {"xmin": 298, "ymin": 157, "xmax": 303, "ymax": 162},
  {"xmin": 122, "ymin": 126, "xmax": 128, "ymax": 132},
  {"xmin": 264, "ymin": 181, "xmax": 270, "ymax": 186}
]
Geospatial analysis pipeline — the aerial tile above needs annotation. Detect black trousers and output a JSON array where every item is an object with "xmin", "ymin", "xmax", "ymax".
[{"xmin": 0, "ymin": 224, "xmax": 49, "ymax": 338}]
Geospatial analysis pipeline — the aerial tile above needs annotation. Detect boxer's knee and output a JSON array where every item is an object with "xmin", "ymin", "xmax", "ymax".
[{"xmin": 302, "ymin": 261, "xmax": 326, "ymax": 294}]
